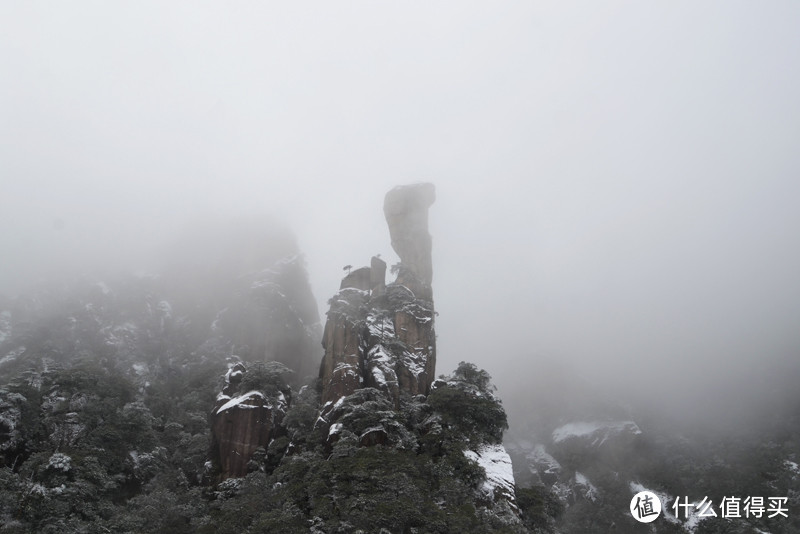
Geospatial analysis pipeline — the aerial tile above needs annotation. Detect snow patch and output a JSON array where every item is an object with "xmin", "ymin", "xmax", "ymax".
[
  {"xmin": 328, "ymin": 423, "xmax": 343, "ymax": 438},
  {"xmin": 0, "ymin": 346, "xmax": 25, "ymax": 367},
  {"xmin": 529, "ymin": 444, "xmax": 561, "ymax": 477},
  {"xmin": 399, "ymin": 350, "xmax": 426, "ymax": 378},
  {"xmin": 552, "ymin": 481, "xmax": 573, "ymax": 503},
  {"xmin": 628, "ymin": 481, "xmax": 710, "ymax": 530},
  {"xmin": 629, "ymin": 482, "xmax": 680, "ymax": 525},
  {"xmin": 216, "ymin": 391, "xmax": 267, "ymax": 414},
  {"xmin": 465, "ymin": 444, "xmax": 516, "ymax": 501},
  {"xmin": 29, "ymin": 483, "xmax": 47, "ymax": 497},
  {"xmin": 47, "ymin": 452, "xmax": 71, "ymax": 472},
  {"xmin": 367, "ymin": 345, "xmax": 398, "ymax": 388},
  {"xmin": 552, "ymin": 420, "xmax": 641, "ymax": 445},
  {"xmin": 223, "ymin": 362, "xmax": 247, "ymax": 387},
  {"xmin": 785, "ymin": 459, "xmax": 799, "ymax": 475},
  {"xmin": 574, "ymin": 471, "xmax": 598, "ymax": 501},
  {"xmin": 332, "ymin": 362, "xmax": 359, "ymax": 380},
  {"xmin": 366, "ymin": 313, "xmax": 395, "ymax": 339}
]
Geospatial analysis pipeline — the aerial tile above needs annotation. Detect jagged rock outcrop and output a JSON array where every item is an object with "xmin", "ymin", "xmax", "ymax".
[
  {"xmin": 210, "ymin": 362, "xmax": 290, "ymax": 479},
  {"xmin": 211, "ymin": 392, "xmax": 283, "ymax": 479},
  {"xmin": 318, "ymin": 288, "xmax": 369, "ymax": 405},
  {"xmin": 465, "ymin": 444, "xmax": 519, "ymax": 511},
  {"xmin": 319, "ymin": 184, "xmax": 436, "ymax": 407}
]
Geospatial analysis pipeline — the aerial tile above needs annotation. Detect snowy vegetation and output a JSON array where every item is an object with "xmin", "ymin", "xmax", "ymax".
[{"xmin": 0, "ymin": 273, "xmax": 559, "ymax": 533}]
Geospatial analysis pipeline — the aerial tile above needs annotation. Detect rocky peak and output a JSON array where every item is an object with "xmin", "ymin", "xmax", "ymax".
[
  {"xmin": 383, "ymin": 183, "xmax": 435, "ymax": 300},
  {"xmin": 210, "ymin": 361, "xmax": 291, "ymax": 480},
  {"xmin": 319, "ymin": 184, "xmax": 437, "ymax": 407}
]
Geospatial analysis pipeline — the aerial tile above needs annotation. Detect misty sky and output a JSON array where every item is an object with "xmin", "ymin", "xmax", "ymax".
[{"xmin": 2, "ymin": 2, "xmax": 799, "ymax": 425}]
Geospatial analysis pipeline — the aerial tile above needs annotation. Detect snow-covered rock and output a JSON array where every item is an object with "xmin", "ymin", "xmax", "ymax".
[
  {"xmin": 465, "ymin": 443, "xmax": 517, "ymax": 503},
  {"xmin": 216, "ymin": 391, "xmax": 269, "ymax": 415},
  {"xmin": 529, "ymin": 444, "xmax": 562, "ymax": 484},
  {"xmin": 573, "ymin": 471, "xmax": 598, "ymax": 502},
  {"xmin": 552, "ymin": 420, "xmax": 641, "ymax": 446},
  {"xmin": 46, "ymin": 452, "xmax": 72, "ymax": 472}
]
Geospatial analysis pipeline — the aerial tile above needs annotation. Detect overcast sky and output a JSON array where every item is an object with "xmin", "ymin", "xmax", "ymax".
[{"xmin": 2, "ymin": 1, "xmax": 799, "ymax": 426}]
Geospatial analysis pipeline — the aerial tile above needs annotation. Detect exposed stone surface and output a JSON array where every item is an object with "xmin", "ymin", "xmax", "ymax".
[
  {"xmin": 211, "ymin": 392, "xmax": 282, "ymax": 478},
  {"xmin": 319, "ymin": 184, "xmax": 436, "ymax": 408},
  {"xmin": 464, "ymin": 444, "xmax": 519, "ymax": 512},
  {"xmin": 210, "ymin": 362, "xmax": 288, "ymax": 479},
  {"xmin": 340, "ymin": 267, "xmax": 371, "ymax": 291},
  {"xmin": 370, "ymin": 256, "xmax": 386, "ymax": 296},
  {"xmin": 393, "ymin": 308, "xmax": 435, "ymax": 396},
  {"xmin": 318, "ymin": 289, "xmax": 368, "ymax": 405},
  {"xmin": 383, "ymin": 183, "xmax": 435, "ymax": 298}
]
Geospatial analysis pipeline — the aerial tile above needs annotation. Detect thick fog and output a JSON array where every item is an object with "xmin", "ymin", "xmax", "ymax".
[{"xmin": 2, "ymin": 2, "xmax": 799, "ymax": 432}]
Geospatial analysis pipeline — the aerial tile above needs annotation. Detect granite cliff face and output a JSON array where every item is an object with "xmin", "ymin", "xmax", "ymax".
[
  {"xmin": 319, "ymin": 183, "xmax": 437, "ymax": 408},
  {"xmin": 210, "ymin": 362, "xmax": 289, "ymax": 478}
]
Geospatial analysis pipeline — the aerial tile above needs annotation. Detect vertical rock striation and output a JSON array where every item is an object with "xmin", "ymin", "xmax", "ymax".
[
  {"xmin": 211, "ymin": 391, "xmax": 284, "ymax": 478},
  {"xmin": 318, "ymin": 288, "xmax": 369, "ymax": 405},
  {"xmin": 319, "ymin": 183, "xmax": 436, "ymax": 408},
  {"xmin": 210, "ymin": 362, "xmax": 289, "ymax": 479}
]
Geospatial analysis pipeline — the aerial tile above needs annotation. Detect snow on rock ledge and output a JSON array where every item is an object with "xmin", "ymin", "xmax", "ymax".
[
  {"xmin": 211, "ymin": 389, "xmax": 287, "ymax": 479},
  {"xmin": 465, "ymin": 443, "xmax": 517, "ymax": 503},
  {"xmin": 216, "ymin": 391, "xmax": 269, "ymax": 415}
]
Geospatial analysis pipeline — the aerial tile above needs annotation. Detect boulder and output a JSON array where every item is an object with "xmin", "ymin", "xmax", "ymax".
[
  {"xmin": 340, "ymin": 267, "xmax": 372, "ymax": 291},
  {"xmin": 211, "ymin": 390, "xmax": 286, "ymax": 479}
]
